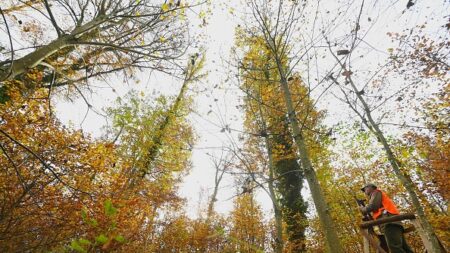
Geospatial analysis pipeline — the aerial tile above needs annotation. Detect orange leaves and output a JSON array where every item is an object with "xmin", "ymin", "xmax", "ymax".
[
  {"xmin": 403, "ymin": 132, "xmax": 449, "ymax": 200},
  {"xmin": 228, "ymin": 194, "xmax": 267, "ymax": 252},
  {"xmin": 0, "ymin": 88, "xmax": 126, "ymax": 251},
  {"xmin": 401, "ymin": 84, "xmax": 450, "ymax": 200},
  {"xmin": 387, "ymin": 24, "xmax": 449, "ymax": 82}
]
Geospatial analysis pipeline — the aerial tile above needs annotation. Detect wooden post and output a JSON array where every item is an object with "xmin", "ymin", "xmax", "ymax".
[
  {"xmin": 362, "ymin": 230, "xmax": 370, "ymax": 253},
  {"xmin": 360, "ymin": 228, "xmax": 387, "ymax": 253}
]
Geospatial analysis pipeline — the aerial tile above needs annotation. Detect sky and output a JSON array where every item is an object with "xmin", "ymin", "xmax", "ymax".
[
  {"xmin": 46, "ymin": 0, "xmax": 449, "ymax": 218},
  {"xmin": 52, "ymin": 0, "xmax": 244, "ymax": 217}
]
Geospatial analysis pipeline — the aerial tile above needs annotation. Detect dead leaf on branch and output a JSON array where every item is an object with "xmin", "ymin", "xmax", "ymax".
[{"xmin": 342, "ymin": 70, "xmax": 353, "ymax": 78}]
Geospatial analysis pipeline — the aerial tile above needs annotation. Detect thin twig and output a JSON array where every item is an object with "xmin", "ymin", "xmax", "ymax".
[{"xmin": 0, "ymin": 7, "xmax": 14, "ymax": 81}]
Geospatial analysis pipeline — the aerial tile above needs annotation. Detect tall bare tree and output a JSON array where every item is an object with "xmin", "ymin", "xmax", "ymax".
[{"xmin": 206, "ymin": 150, "xmax": 232, "ymax": 220}]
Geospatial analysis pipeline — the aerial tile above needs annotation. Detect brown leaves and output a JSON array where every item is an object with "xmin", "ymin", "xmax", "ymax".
[
  {"xmin": 341, "ymin": 70, "xmax": 353, "ymax": 78},
  {"xmin": 387, "ymin": 25, "xmax": 449, "ymax": 82}
]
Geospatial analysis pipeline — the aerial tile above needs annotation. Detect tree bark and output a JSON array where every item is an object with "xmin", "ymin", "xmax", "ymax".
[
  {"xmin": 126, "ymin": 59, "xmax": 201, "ymax": 188},
  {"xmin": 265, "ymin": 137, "xmax": 285, "ymax": 253},
  {"xmin": 275, "ymin": 59, "xmax": 344, "ymax": 253},
  {"xmin": 254, "ymin": 86, "xmax": 284, "ymax": 253},
  {"xmin": 0, "ymin": 16, "xmax": 106, "ymax": 81},
  {"xmin": 207, "ymin": 161, "xmax": 224, "ymax": 220}
]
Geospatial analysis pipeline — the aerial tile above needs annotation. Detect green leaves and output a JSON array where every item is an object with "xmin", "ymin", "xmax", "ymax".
[
  {"xmin": 87, "ymin": 218, "xmax": 98, "ymax": 227},
  {"xmin": 104, "ymin": 199, "xmax": 117, "ymax": 217},
  {"xmin": 81, "ymin": 207, "xmax": 87, "ymax": 221},
  {"xmin": 78, "ymin": 238, "xmax": 91, "ymax": 246},
  {"xmin": 95, "ymin": 234, "xmax": 108, "ymax": 244},
  {"xmin": 81, "ymin": 207, "xmax": 98, "ymax": 227},
  {"xmin": 114, "ymin": 235, "xmax": 126, "ymax": 243},
  {"xmin": 93, "ymin": 234, "xmax": 125, "ymax": 245},
  {"xmin": 70, "ymin": 240, "xmax": 88, "ymax": 253},
  {"xmin": 0, "ymin": 86, "xmax": 10, "ymax": 104},
  {"xmin": 94, "ymin": 234, "xmax": 126, "ymax": 245},
  {"xmin": 69, "ymin": 200, "xmax": 125, "ymax": 251}
]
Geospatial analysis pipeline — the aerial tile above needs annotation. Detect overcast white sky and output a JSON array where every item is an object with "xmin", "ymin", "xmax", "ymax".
[{"xmin": 50, "ymin": 0, "xmax": 448, "ymax": 218}]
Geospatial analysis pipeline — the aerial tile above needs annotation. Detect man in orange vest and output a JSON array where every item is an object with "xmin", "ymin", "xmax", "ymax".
[{"xmin": 360, "ymin": 183, "xmax": 414, "ymax": 253}]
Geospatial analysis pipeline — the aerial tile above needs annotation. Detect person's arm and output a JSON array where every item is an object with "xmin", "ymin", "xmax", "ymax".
[{"xmin": 361, "ymin": 191, "xmax": 382, "ymax": 214}]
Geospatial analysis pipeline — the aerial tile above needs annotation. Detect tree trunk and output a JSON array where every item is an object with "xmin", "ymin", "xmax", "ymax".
[
  {"xmin": 0, "ymin": 35, "xmax": 71, "ymax": 81},
  {"xmin": 265, "ymin": 137, "xmax": 285, "ymax": 253},
  {"xmin": 126, "ymin": 60, "xmax": 199, "ymax": 188},
  {"xmin": 207, "ymin": 167, "xmax": 223, "ymax": 220},
  {"xmin": 0, "ymin": 16, "xmax": 106, "ymax": 81},
  {"xmin": 275, "ymin": 158, "xmax": 307, "ymax": 251},
  {"xmin": 255, "ymin": 88, "xmax": 284, "ymax": 253},
  {"xmin": 207, "ymin": 184, "xmax": 219, "ymax": 220},
  {"xmin": 275, "ymin": 60, "xmax": 344, "ymax": 253},
  {"xmin": 140, "ymin": 72, "xmax": 190, "ymax": 177}
]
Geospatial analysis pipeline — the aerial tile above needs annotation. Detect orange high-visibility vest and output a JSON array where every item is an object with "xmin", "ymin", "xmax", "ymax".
[{"xmin": 372, "ymin": 190, "xmax": 400, "ymax": 219}]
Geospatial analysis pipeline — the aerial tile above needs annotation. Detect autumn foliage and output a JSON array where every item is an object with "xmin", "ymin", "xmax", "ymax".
[{"xmin": 0, "ymin": 0, "xmax": 448, "ymax": 252}]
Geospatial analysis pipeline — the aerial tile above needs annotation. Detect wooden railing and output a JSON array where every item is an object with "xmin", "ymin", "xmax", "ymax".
[
  {"xmin": 360, "ymin": 213, "xmax": 416, "ymax": 229},
  {"xmin": 359, "ymin": 213, "xmax": 445, "ymax": 253}
]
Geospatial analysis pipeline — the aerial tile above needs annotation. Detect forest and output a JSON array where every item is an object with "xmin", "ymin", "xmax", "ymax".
[{"xmin": 0, "ymin": 0, "xmax": 448, "ymax": 252}]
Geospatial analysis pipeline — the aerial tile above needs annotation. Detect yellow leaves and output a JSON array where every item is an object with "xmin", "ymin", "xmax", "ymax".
[
  {"xmin": 0, "ymin": 89, "xmax": 120, "ymax": 251},
  {"xmin": 162, "ymin": 3, "xmax": 170, "ymax": 12},
  {"xmin": 2, "ymin": 0, "xmax": 40, "ymax": 14},
  {"xmin": 228, "ymin": 194, "xmax": 266, "ymax": 252},
  {"xmin": 159, "ymin": 36, "xmax": 166, "ymax": 43},
  {"xmin": 198, "ymin": 10, "xmax": 206, "ymax": 19},
  {"xmin": 179, "ymin": 12, "xmax": 186, "ymax": 21},
  {"xmin": 24, "ymin": 68, "xmax": 44, "ymax": 83},
  {"xmin": 161, "ymin": 0, "xmax": 184, "ymax": 20}
]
